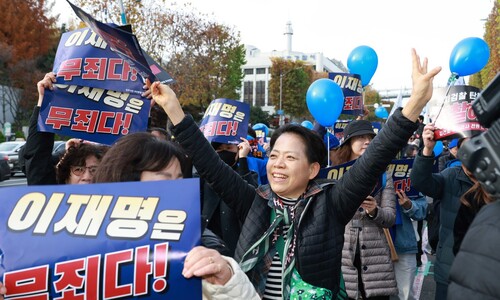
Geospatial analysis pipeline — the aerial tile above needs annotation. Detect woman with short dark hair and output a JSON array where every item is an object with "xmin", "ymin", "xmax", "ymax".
[{"xmin": 151, "ymin": 49, "xmax": 442, "ymax": 299}]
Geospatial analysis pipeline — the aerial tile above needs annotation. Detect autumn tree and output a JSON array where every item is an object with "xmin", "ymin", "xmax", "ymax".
[
  {"xmin": 0, "ymin": 0, "xmax": 59, "ymax": 130},
  {"xmin": 75, "ymin": 0, "xmax": 246, "ymax": 121},
  {"xmin": 469, "ymin": 0, "xmax": 499, "ymax": 88},
  {"xmin": 268, "ymin": 58, "xmax": 314, "ymax": 122}
]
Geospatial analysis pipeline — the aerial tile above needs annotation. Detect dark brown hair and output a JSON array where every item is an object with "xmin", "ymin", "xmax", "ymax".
[
  {"xmin": 92, "ymin": 132, "xmax": 188, "ymax": 183},
  {"xmin": 56, "ymin": 143, "xmax": 109, "ymax": 184},
  {"xmin": 330, "ymin": 144, "xmax": 354, "ymax": 166},
  {"xmin": 460, "ymin": 178, "xmax": 494, "ymax": 208}
]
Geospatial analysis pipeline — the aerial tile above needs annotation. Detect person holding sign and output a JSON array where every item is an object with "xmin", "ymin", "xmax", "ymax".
[
  {"xmin": 91, "ymin": 131, "xmax": 260, "ymax": 299},
  {"xmin": 145, "ymin": 48, "xmax": 441, "ymax": 299},
  {"xmin": 410, "ymin": 124, "xmax": 474, "ymax": 300},
  {"xmin": 330, "ymin": 119, "xmax": 398, "ymax": 299},
  {"xmin": 22, "ymin": 72, "xmax": 109, "ymax": 185},
  {"xmin": 0, "ymin": 132, "xmax": 260, "ymax": 300},
  {"xmin": 199, "ymin": 137, "xmax": 258, "ymax": 257}
]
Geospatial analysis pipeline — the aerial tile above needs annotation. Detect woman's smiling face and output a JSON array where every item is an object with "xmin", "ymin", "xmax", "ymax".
[{"xmin": 266, "ymin": 133, "xmax": 320, "ymax": 199}]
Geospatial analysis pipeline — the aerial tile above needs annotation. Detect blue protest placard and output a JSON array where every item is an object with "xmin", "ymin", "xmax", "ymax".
[
  {"xmin": 53, "ymin": 27, "xmax": 144, "ymax": 94},
  {"xmin": 67, "ymin": 0, "xmax": 155, "ymax": 83},
  {"xmin": 333, "ymin": 120, "xmax": 349, "ymax": 141},
  {"xmin": 319, "ymin": 158, "xmax": 425, "ymax": 197},
  {"xmin": 371, "ymin": 121, "xmax": 382, "ymax": 134},
  {"xmin": 37, "ymin": 84, "xmax": 150, "ymax": 145},
  {"xmin": 0, "ymin": 179, "xmax": 201, "ymax": 299},
  {"xmin": 328, "ymin": 73, "xmax": 363, "ymax": 116},
  {"xmin": 199, "ymin": 98, "xmax": 250, "ymax": 145}
]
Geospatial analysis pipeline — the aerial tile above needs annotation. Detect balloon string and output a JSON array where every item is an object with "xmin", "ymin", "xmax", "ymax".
[
  {"xmin": 326, "ymin": 126, "xmax": 335, "ymax": 168},
  {"xmin": 434, "ymin": 73, "xmax": 458, "ymax": 124}
]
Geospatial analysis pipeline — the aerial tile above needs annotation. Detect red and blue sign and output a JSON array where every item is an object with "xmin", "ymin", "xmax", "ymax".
[
  {"xmin": 0, "ymin": 179, "xmax": 202, "ymax": 299},
  {"xmin": 328, "ymin": 72, "xmax": 363, "ymax": 117},
  {"xmin": 199, "ymin": 98, "xmax": 250, "ymax": 145}
]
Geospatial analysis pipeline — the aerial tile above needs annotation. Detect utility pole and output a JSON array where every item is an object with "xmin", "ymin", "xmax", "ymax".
[
  {"xmin": 118, "ymin": 0, "xmax": 127, "ymax": 25},
  {"xmin": 278, "ymin": 67, "xmax": 302, "ymax": 126},
  {"xmin": 279, "ymin": 73, "xmax": 283, "ymax": 126}
]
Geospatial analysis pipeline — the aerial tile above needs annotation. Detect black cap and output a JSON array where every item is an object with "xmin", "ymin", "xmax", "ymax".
[{"xmin": 339, "ymin": 120, "xmax": 376, "ymax": 147}]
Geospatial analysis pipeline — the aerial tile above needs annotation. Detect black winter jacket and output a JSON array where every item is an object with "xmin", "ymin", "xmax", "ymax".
[
  {"xmin": 171, "ymin": 108, "xmax": 417, "ymax": 297},
  {"xmin": 410, "ymin": 153, "xmax": 473, "ymax": 284},
  {"xmin": 22, "ymin": 106, "xmax": 58, "ymax": 185},
  {"xmin": 448, "ymin": 201, "xmax": 500, "ymax": 300},
  {"xmin": 199, "ymin": 158, "xmax": 259, "ymax": 256}
]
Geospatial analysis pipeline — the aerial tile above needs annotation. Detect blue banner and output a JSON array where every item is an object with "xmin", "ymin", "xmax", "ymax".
[
  {"xmin": 328, "ymin": 73, "xmax": 363, "ymax": 116},
  {"xmin": 53, "ymin": 27, "xmax": 143, "ymax": 95},
  {"xmin": 371, "ymin": 122, "xmax": 382, "ymax": 134},
  {"xmin": 319, "ymin": 158, "xmax": 428, "ymax": 197},
  {"xmin": 38, "ymin": 85, "xmax": 150, "ymax": 145},
  {"xmin": 0, "ymin": 179, "xmax": 201, "ymax": 299},
  {"xmin": 53, "ymin": 27, "xmax": 173, "ymax": 95},
  {"xmin": 333, "ymin": 120, "xmax": 350, "ymax": 140},
  {"xmin": 199, "ymin": 98, "xmax": 250, "ymax": 145},
  {"xmin": 67, "ymin": 0, "xmax": 155, "ymax": 83}
]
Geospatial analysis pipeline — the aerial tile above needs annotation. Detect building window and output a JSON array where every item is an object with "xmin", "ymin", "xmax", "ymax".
[
  {"xmin": 256, "ymin": 68, "xmax": 265, "ymax": 74},
  {"xmin": 255, "ymin": 81, "xmax": 265, "ymax": 107},
  {"xmin": 244, "ymin": 68, "xmax": 254, "ymax": 75},
  {"xmin": 244, "ymin": 81, "xmax": 253, "ymax": 105}
]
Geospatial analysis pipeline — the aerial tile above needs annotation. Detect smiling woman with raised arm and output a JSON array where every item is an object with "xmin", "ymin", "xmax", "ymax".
[{"xmin": 145, "ymin": 48, "xmax": 441, "ymax": 300}]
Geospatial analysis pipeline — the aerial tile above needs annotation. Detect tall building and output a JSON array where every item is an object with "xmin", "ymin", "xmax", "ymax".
[{"xmin": 240, "ymin": 21, "xmax": 346, "ymax": 114}]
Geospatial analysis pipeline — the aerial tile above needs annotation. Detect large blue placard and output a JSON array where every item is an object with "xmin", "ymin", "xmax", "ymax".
[
  {"xmin": 0, "ymin": 179, "xmax": 202, "ymax": 299},
  {"xmin": 53, "ymin": 27, "xmax": 174, "ymax": 95},
  {"xmin": 38, "ymin": 85, "xmax": 150, "ymax": 145}
]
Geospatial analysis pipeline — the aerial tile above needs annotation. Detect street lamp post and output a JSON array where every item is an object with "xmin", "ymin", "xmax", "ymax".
[
  {"xmin": 118, "ymin": 0, "xmax": 127, "ymax": 25},
  {"xmin": 279, "ymin": 73, "xmax": 284, "ymax": 126}
]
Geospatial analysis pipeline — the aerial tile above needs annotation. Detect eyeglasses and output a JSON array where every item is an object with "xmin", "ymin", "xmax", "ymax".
[{"xmin": 71, "ymin": 166, "xmax": 98, "ymax": 176}]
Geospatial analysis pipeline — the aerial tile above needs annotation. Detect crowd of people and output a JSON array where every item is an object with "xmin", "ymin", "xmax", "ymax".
[{"xmin": 0, "ymin": 48, "xmax": 497, "ymax": 300}]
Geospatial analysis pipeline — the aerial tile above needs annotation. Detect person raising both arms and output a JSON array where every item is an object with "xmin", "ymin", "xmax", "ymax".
[
  {"xmin": 147, "ymin": 48, "xmax": 441, "ymax": 299},
  {"xmin": 0, "ymin": 48, "xmax": 441, "ymax": 300}
]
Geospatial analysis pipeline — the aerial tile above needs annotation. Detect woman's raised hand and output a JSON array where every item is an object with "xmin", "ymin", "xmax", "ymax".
[
  {"xmin": 402, "ymin": 48, "xmax": 442, "ymax": 122},
  {"xmin": 149, "ymin": 82, "xmax": 185, "ymax": 126}
]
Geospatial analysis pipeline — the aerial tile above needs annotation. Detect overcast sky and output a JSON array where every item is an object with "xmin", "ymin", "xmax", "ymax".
[{"xmin": 54, "ymin": 0, "xmax": 494, "ymax": 91}]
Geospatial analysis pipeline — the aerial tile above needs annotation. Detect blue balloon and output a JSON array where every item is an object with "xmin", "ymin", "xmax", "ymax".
[
  {"xmin": 306, "ymin": 78, "xmax": 345, "ymax": 127},
  {"xmin": 433, "ymin": 140, "xmax": 444, "ymax": 157},
  {"xmin": 347, "ymin": 45, "xmax": 378, "ymax": 86},
  {"xmin": 301, "ymin": 120, "xmax": 314, "ymax": 129},
  {"xmin": 374, "ymin": 106, "xmax": 388, "ymax": 119},
  {"xmin": 449, "ymin": 37, "xmax": 490, "ymax": 76}
]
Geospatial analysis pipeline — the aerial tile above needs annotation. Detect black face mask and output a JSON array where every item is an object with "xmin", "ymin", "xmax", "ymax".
[{"xmin": 217, "ymin": 150, "xmax": 237, "ymax": 167}]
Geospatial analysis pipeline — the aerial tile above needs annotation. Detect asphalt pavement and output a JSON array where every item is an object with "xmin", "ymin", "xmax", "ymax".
[
  {"xmin": 416, "ymin": 252, "xmax": 436, "ymax": 300},
  {"xmin": 0, "ymin": 173, "xmax": 27, "ymax": 187}
]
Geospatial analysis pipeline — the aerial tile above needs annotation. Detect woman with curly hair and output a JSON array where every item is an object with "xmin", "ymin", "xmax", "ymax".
[{"xmin": 22, "ymin": 72, "xmax": 109, "ymax": 185}]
